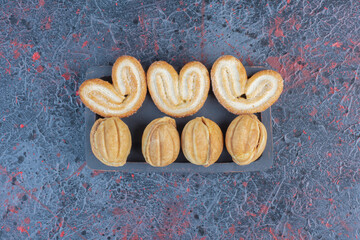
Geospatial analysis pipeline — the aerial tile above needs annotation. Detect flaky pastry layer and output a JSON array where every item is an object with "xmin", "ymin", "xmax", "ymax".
[
  {"xmin": 80, "ymin": 55, "xmax": 147, "ymax": 117},
  {"xmin": 211, "ymin": 55, "xmax": 283, "ymax": 114},
  {"xmin": 147, "ymin": 61, "xmax": 209, "ymax": 117}
]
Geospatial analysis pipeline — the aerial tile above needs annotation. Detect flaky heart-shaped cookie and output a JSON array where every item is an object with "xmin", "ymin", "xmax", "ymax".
[
  {"xmin": 79, "ymin": 56, "xmax": 147, "ymax": 117},
  {"xmin": 147, "ymin": 61, "xmax": 210, "ymax": 117},
  {"xmin": 90, "ymin": 117, "xmax": 132, "ymax": 167},
  {"xmin": 142, "ymin": 117, "xmax": 180, "ymax": 167},
  {"xmin": 181, "ymin": 117, "xmax": 223, "ymax": 167},
  {"xmin": 226, "ymin": 114, "xmax": 267, "ymax": 166},
  {"xmin": 211, "ymin": 55, "xmax": 283, "ymax": 114}
]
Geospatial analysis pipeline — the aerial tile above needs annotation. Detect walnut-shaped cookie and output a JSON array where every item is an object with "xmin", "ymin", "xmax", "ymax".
[
  {"xmin": 225, "ymin": 114, "xmax": 267, "ymax": 165},
  {"xmin": 90, "ymin": 117, "xmax": 131, "ymax": 166},
  {"xmin": 142, "ymin": 117, "xmax": 180, "ymax": 167},
  {"xmin": 181, "ymin": 117, "xmax": 223, "ymax": 167}
]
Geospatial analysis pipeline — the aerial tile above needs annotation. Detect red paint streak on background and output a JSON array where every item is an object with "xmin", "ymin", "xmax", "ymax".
[
  {"xmin": 45, "ymin": 17, "xmax": 52, "ymax": 30},
  {"xmin": 39, "ymin": 0, "xmax": 45, "ymax": 7},
  {"xmin": 32, "ymin": 52, "xmax": 40, "ymax": 61},
  {"xmin": 339, "ymin": 219, "xmax": 352, "ymax": 231},
  {"xmin": 62, "ymin": 72, "xmax": 70, "ymax": 80},
  {"xmin": 287, "ymin": 15, "xmax": 301, "ymax": 31},
  {"xmin": 138, "ymin": 11, "xmax": 148, "ymax": 49},
  {"xmin": 0, "ymin": 52, "xmax": 12, "ymax": 74},
  {"xmin": 139, "ymin": 15, "xmax": 145, "ymax": 31},
  {"xmin": 228, "ymin": 224, "xmax": 235, "ymax": 235},
  {"xmin": 156, "ymin": 202, "xmax": 190, "ymax": 239},
  {"xmin": 154, "ymin": 40, "xmax": 159, "ymax": 55},
  {"xmin": 82, "ymin": 41, "xmax": 88, "ymax": 48},
  {"xmin": 11, "ymin": 40, "xmax": 34, "ymax": 50},
  {"xmin": 245, "ymin": 56, "xmax": 254, "ymax": 65},
  {"xmin": 120, "ymin": 224, "xmax": 131, "ymax": 240},
  {"xmin": 258, "ymin": 205, "xmax": 269, "ymax": 215},
  {"xmin": 62, "ymin": 60, "xmax": 71, "ymax": 80},
  {"xmin": 309, "ymin": 107, "xmax": 317, "ymax": 117},
  {"xmin": 332, "ymin": 42, "xmax": 342, "ymax": 48},
  {"xmin": 266, "ymin": 56, "xmax": 281, "ymax": 71},
  {"xmin": 246, "ymin": 211, "xmax": 256, "ymax": 217},
  {"xmin": 91, "ymin": 170, "xmax": 105, "ymax": 177},
  {"xmin": 224, "ymin": 41, "xmax": 241, "ymax": 57},
  {"xmin": 24, "ymin": 217, "xmax": 30, "ymax": 224},
  {"xmin": 269, "ymin": 227, "xmax": 278, "ymax": 239},
  {"xmin": 322, "ymin": 76, "xmax": 329, "ymax": 85},
  {"xmin": 72, "ymin": 33, "xmax": 81, "ymax": 42},
  {"xmin": 266, "ymin": 52, "xmax": 315, "ymax": 91},
  {"xmin": 64, "ymin": 162, "xmax": 87, "ymax": 181},
  {"xmin": 17, "ymin": 226, "xmax": 29, "ymax": 237},
  {"xmin": 0, "ymin": 165, "xmax": 86, "ymax": 240},
  {"xmin": 112, "ymin": 207, "xmax": 126, "ymax": 216},
  {"xmin": 224, "ymin": 19, "xmax": 231, "ymax": 29},
  {"xmin": 8, "ymin": 206, "xmax": 18, "ymax": 213},
  {"xmin": 14, "ymin": 50, "xmax": 20, "ymax": 59},
  {"xmin": 37, "ymin": 65, "xmax": 44, "ymax": 73},
  {"xmin": 12, "ymin": 40, "xmax": 33, "ymax": 60},
  {"xmin": 268, "ymin": 17, "xmax": 285, "ymax": 47},
  {"xmin": 274, "ymin": 18, "xmax": 285, "ymax": 37}
]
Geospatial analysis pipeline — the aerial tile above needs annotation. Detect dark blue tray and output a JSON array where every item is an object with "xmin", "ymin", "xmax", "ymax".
[{"xmin": 85, "ymin": 66, "xmax": 273, "ymax": 172}]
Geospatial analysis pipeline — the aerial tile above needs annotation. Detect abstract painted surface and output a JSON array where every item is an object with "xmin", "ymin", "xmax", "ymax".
[{"xmin": 0, "ymin": 0, "xmax": 359, "ymax": 239}]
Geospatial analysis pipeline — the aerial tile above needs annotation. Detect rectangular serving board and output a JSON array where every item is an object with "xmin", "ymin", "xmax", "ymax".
[{"xmin": 85, "ymin": 65, "xmax": 273, "ymax": 172}]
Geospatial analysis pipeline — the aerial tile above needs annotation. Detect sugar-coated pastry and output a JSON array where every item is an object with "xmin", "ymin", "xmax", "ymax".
[
  {"xmin": 147, "ymin": 61, "xmax": 209, "ymax": 117},
  {"xmin": 225, "ymin": 114, "xmax": 267, "ymax": 165},
  {"xmin": 142, "ymin": 117, "xmax": 180, "ymax": 167},
  {"xmin": 79, "ymin": 55, "xmax": 147, "ymax": 117},
  {"xmin": 181, "ymin": 117, "xmax": 223, "ymax": 167},
  {"xmin": 211, "ymin": 55, "xmax": 283, "ymax": 114},
  {"xmin": 90, "ymin": 117, "xmax": 132, "ymax": 167}
]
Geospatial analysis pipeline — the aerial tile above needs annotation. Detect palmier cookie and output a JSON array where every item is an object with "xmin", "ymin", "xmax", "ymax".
[
  {"xmin": 211, "ymin": 55, "xmax": 283, "ymax": 114},
  {"xmin": 79, "ymin": 56, "xmax": 147, "ymax": 117},
  {"xmin": 181, "ymin": 117, "xmax": 223, "ymax": 167},
  {"xmin": 142, "ymin": 117, "xmax": 180, "ymax": 167},
  {"xmin": 226, "ymin": 114, "xmax": 267, "ymax": 166},
  {"xmin": 147, "ymin": 61, "xmax": 209, "ymax": 117},
  {"xmin": 90, "ymin": 117, "xmax": 131, "ymax": 167}
]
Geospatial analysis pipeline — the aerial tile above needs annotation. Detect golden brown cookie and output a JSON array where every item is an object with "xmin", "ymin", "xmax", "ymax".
[
  {"xmin": 181, "ymin": 117, "xmax": 223, "ymax": 167},
  {"xmin": 90, "ymin": 117, "xmax": 132, "ymax": 166},
  {"xmin": 147, "ymin": 61, "xmax": 209, "ymax": 117},
  {"xmin": 211, "ymin": 55, "xmax": 283, "ymax": 114},
  {"xmin": 142, "ymin": 117, "xmax": 180, "ymax": 167},
  {"xmin": 225, "ymin": 114, "xmax": 267, "ymax": 165},
  {"xmin": 79, "ymin": 55, "xmax": 147, "ymax": 117}
]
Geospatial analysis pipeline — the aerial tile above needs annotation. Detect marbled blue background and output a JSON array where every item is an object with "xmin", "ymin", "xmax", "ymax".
[{"xmin": 0, "ymin": 0, "xmax": 359, "ymax": 239}]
